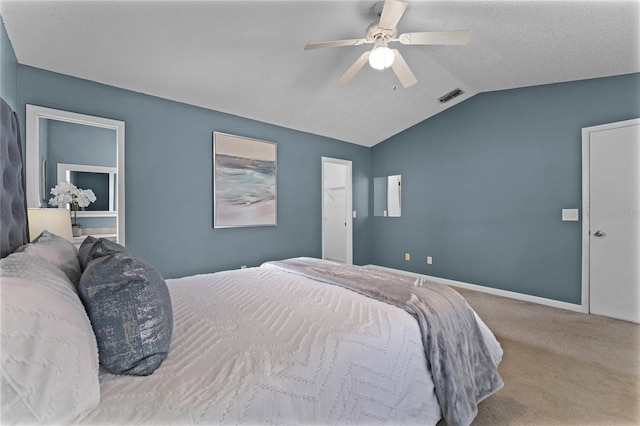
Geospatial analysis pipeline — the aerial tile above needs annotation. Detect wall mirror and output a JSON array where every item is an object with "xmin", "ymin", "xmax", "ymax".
[
  {"xmin": 26, "ymin": 104, "xmax": 125, "ymax": 244},
  {"xmin": 373, "ymin": 175, "xmax": 401, "ymax": 217}
]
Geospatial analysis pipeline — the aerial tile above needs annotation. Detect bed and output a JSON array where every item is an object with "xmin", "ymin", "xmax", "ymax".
[{"xmin": 0, "ymin": 99, "xmax": 503, "ymax": 425}]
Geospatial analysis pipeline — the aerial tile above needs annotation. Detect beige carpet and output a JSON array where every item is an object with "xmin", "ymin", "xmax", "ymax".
[{"xmin": 450, "ymin": 288, "xmax": 640, "ymax": 426}]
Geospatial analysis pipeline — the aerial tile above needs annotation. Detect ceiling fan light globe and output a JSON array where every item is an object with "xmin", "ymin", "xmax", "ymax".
[{"xmin": 368, "ymin": 46, "xmax": 394, "ymax": 70}]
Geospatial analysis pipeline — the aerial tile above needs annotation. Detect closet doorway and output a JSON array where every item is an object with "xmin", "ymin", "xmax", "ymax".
[{"xmin": 321, "ymin": 157, "xmax": 352, "ymax": 264}]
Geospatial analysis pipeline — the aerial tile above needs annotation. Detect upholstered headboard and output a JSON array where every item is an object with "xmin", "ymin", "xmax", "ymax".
[{"xmin": 0, "ymin": 97, "xmax": 29, "ymax": 258}]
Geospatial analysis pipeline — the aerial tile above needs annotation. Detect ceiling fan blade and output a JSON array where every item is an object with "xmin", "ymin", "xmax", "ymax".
[
  {"xmin": 390, "ymin": 49, "xmax": 417, "ymax": 88},
  {"xmin": 398, "ymin": 30, "xmax": 472, "ymax": 46},
  {"xmin": 305, "ymin": 39, "xmax": 368, "ymax": 50},
  {"xmin": 379, "ymin": 0, "xmax": 408, "ymax": 30},
  {"xmin": 337, "ymin": 51, "xmax": 370, "ymax": 86}
]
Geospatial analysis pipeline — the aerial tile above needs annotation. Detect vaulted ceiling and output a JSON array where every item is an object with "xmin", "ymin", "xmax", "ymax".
[{"xmin": 2, "ymin": 1, "xmax": 639, "ymax": 147}]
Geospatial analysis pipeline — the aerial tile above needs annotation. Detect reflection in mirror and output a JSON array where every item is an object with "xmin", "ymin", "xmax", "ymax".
[
  {"xmin": 387, "ymin": 175, "xmax": 401, "ymax": 217},
  {"xmin": 26, "ymin": 105, "xmax": 125, "ymax": 245},
  {"xmin": 58, "ymin": 163, "xmax": 117, "ymax": 212},
  {"xmin": 373, "ymin": 176, "xmax": 388, "ymax": 217},
  {"xmin": 373, "ymin": 175, "xmax": 401, "ymax": 217}
]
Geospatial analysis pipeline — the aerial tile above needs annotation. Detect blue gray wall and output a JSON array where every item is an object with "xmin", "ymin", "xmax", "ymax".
[
  {"xmin": 1, "ymin": 17, "xmax": 18, "ymax": 110},
  {"xmin": 17, "ymin": 65, "xmax": 371, "ymax": 278},
  {"xmin": 371, "ymin": 73, "xmax": 640, "ymax": 304},
  {"xmin": 5, "ymin": 16, "xmax": 639, "ymax": 303}
]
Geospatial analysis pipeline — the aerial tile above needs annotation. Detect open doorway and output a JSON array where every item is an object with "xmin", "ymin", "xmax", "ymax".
[{"xmin": 321, "ymin": 157, "xmax": 352, "ymax": 264}]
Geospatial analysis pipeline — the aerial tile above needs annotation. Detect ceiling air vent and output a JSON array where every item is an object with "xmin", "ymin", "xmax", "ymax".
[{"xmin": 438, "ymin": 88, "xmax": 465, "ymax": 104}]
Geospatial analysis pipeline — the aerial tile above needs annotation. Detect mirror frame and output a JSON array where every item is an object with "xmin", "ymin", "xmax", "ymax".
[
  {"xmin": 26, "ymin": 104, "xmax": 125, "ymax": 245},
  {"xmin": 373, "ymin": 174, "xmax": 402, "ymax": 217}
]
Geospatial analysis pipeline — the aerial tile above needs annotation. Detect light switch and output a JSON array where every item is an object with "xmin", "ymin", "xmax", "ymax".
[
  {"xmin": 562, "ymin": 209, "xmax": 579, "ymax": 221},
  {"xmin": 352, "ymin": 210, "xmax": 357, "ymax": 218}
]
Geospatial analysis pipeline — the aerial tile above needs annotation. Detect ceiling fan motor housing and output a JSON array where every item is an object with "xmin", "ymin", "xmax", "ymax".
[
  {"xmin": 372, "ymin": 1, "xmax": 386, "ymax": 18},
  {"xmin": 366, "ymin": 21, "xmax": 397, "ymax": 42}
]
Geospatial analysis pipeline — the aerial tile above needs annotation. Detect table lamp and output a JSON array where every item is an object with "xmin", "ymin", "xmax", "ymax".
[{"xmin": 27, "ymin": 208, "xmax": 73, "ymax": 242}]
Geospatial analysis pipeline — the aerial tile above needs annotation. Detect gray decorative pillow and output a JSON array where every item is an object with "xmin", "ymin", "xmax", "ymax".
[
  {"xmin": 77, "ymin": 235, "xmax": 98, "ymax": 270},
  {"xmin": 78, "ymin": 236, "xmax": 126, "ymax": 271},
  {"xmin": 78, "ymin": 251, "xmax": 173, "ymax": 376},
  {"xmin": 15, "ymin": 230, "xmax": 82, "ymax": 286}
]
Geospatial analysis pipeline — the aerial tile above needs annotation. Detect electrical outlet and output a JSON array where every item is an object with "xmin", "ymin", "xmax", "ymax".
[
  {"xmin": 427, "ymin": 256, "xmax": 433, "ymax": 265},
  {"xmin": 405, "ymin": 253, "xmax": 410, "ymax": 261}
]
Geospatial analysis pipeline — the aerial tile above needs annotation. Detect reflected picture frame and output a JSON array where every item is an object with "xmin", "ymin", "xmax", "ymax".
[{"xmin": 213, "ymin": 132, "xmax": 277, "ymax": 228}]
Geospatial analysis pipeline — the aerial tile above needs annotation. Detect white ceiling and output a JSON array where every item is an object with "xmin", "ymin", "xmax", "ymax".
[{"xmin": 2, "ymin": 1, "xmax": 639, "ymax": 147}]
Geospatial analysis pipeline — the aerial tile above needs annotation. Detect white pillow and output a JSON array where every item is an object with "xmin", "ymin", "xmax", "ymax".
[
  {"xmin": 0, "ymin": 253, "xmax": 100, "ymax": 424},
  {"xmin": 14, "ymin": 230, "xmax": 82, "ymax": 287}
]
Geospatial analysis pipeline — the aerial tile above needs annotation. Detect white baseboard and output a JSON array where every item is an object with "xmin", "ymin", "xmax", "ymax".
[{"xmin": 367, "ymin": 264, "xmax": 585, "ymax": 313}]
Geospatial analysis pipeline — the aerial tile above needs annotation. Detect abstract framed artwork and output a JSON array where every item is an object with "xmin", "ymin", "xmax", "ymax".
[{"xmin": 213, "ymin": 132, "xmax": 277, "ymax": 228}]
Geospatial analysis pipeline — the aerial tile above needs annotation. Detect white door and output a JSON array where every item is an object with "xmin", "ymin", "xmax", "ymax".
[
  {"xmin": 583, "ymin": 119, "xmax": 640, "ymax": 323},
  {"xmin": 322, "ymin": 157, "xmax": 352, "ymax": 264}
]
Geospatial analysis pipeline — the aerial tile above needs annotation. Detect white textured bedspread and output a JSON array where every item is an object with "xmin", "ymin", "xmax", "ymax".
[
  {"xmin": 82, "ymin": 265, "xmax": 501, "ymax": 425},
  {"xmin": 262, "ymin": 258, "xmax": 504, "ymax": 426}
]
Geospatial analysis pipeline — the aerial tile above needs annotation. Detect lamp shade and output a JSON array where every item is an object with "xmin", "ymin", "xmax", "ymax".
[
  {"xmin": 27, "ymin": 208, "xmax": 73, "ymax": 242},
  {"xmin": 368, "ymin": 45, "xmax": 394, "ymax": 70}
]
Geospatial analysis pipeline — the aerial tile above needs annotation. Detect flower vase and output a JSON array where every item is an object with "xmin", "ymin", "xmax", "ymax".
[{"xmin": 72, "ymin": 224, "xmax": 83, "ymax": 237}]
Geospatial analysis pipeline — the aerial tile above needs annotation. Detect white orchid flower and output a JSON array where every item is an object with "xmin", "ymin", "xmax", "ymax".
[{"xmin": 48, "ymin": 183, "xmax": 97, "ymax": 209}]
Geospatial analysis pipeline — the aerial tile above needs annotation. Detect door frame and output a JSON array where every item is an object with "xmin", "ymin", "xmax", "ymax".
[
  {"xmin": 321, "ymin": 157, "xmax": 353, "ymax": 264},
  {"xmin": 581, "ymin": 118, "xmax": 640, "ymax": 313}
]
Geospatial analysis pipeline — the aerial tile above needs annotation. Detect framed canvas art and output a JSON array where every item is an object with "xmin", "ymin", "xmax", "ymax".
[{"xmin": 213, "ymin": 132, "xmax": 277, "ymax": 228}]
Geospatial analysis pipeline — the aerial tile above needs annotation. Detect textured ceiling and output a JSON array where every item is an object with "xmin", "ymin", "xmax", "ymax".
[{"xmin": 2, "ymin": 1, "xmax": 639, "ymax": 147}]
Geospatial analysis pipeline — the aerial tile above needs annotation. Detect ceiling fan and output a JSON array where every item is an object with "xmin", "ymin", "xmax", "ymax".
[{"xmin": 304, "ymin": 0, "xmax": 471, "ymax": 88}]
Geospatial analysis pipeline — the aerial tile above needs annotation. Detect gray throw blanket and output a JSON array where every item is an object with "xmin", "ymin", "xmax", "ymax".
[{"xmin": 262, "ymin": 258, "xmax": 503, "ymax": 426}]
